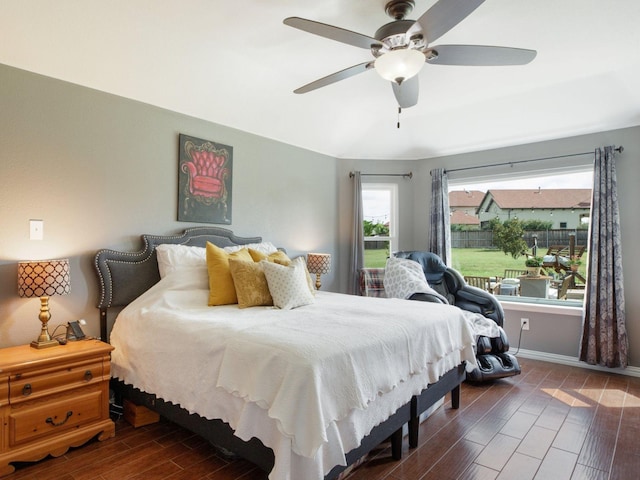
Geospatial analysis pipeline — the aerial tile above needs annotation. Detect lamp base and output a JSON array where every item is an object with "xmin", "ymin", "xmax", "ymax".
[
  {"xmin": 30, "ymin": 338, "xmax": 59, "ymax": 349},
  {"xmin": 30, "ymin": 295, "xmax": 60, "ymax": 348}
]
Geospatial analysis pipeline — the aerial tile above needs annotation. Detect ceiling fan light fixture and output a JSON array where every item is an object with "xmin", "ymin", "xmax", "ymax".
[{"xmin": 374, "ymin": 48, "xmax": 424, "ymax": 84}]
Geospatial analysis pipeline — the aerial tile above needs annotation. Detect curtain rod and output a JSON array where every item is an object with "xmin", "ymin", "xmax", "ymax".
[
  {"xmin": 441, "ymin": 145, "xmax": 624, "ymax": 175},
  {"xmin": 349, "ymin": 171, "xmax": 413, "ymax": 179}
]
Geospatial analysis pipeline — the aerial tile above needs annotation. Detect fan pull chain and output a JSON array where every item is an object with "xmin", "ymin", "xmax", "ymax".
[{"xmin": 397, "ymin": 107, "xmax": 401, "ymax": 129}]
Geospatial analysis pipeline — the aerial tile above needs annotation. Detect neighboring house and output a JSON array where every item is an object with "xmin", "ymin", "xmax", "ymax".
[
  {"xmin": 449, "ymin": 190, "xmax": 484, "ymax": 229},
  {"xmin": 450, "ymin": 210, "xmax": 480, "ymax": 228},
  {"xmin": 477, "ymin": 189, "xmax": 592, "ymax": 229}
]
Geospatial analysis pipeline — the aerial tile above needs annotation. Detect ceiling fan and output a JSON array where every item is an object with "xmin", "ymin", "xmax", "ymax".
[{"xmin": 284, "ymin": 0, "xmax": 536, "ymax": 108}]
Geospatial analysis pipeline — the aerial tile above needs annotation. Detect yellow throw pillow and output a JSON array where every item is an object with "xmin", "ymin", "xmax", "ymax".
[
  {"xmin": 228, "ymin": 258, "xmax": 273, "ymax": 308},
  {"xmin": 248, "ymin": 248, "xmax": 291, "ymax": 264},
  {"xmin": 206, "ymin": 242, "xmax": 252, "ymax": 306}
]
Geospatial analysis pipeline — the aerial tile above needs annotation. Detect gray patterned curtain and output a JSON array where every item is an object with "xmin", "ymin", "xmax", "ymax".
[
  {"xmin": 429, "ymin": 168, "xmax": 451, "ymax": 265},
  {"xmin": 349, "ymin": 171, "xmax": 364, "ymax": 295},
  {"xmin": 579, "ymin": 146, "xmax": 628, "ymax": 368}
]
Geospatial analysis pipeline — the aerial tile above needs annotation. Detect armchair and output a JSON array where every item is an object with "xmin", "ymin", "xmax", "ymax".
[
  {"xmin": 181, "ymin": 140, "xmax": 230, "ymax": 219},
  {"xmin": 394, "ymin": 251, "xmax": 521, "ymax": 382}
]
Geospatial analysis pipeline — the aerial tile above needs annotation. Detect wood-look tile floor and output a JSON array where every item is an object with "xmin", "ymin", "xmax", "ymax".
[{"xmin": 11, "ymin": 358, "xmax": 640, "ymax": 479}]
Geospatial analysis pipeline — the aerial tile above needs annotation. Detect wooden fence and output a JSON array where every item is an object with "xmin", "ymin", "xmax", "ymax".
[{"xmin": 452, "ymin": 229, "xmax": 589, "ymax": 250}]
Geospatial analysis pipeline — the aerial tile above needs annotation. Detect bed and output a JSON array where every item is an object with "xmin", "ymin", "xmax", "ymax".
[{"xmin": 94, "ymin": 227, "xmax": 477, "ymax": 480}]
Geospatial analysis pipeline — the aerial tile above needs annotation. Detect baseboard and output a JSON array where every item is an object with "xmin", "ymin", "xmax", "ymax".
[{"xmin": 514, "ymin": 348, "xmax": 640, "ymax": 378}]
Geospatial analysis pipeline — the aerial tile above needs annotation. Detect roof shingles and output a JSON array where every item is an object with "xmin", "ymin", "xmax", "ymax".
[
  {"xmin": 449, "ymin": 190, "xmax": 485, "ymax": 208},
  {"xmin": 483, "ymin": 189, "xmax": 592, "ymax": 209}
]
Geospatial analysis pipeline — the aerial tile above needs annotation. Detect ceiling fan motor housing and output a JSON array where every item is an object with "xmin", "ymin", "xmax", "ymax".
[
  {"xmin": 373, "ymin": 20, "xmax": 425, "ymax": 57},
  {"xmin": 385, "ymin": 0, "xmax": 415, "ymax": 20}
]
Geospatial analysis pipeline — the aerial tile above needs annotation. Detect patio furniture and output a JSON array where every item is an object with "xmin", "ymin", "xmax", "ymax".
[
  {"xmin": 504, "ymin": 269, "xmax": 527, "ymax": 279},
  {"xmin": 542, "ymin": 245, "xmax": 585, "ymax": 274},
  {"xmin": 519, "ymin": 275, "xmax": 552, "ymax": 299},
  {"xmin": 498, "ymin": 279, "xmax": 519, "ymax": 296},
  {"xmin": 464, "ymin": 275, "xmax": 493, "ymax": 292}
]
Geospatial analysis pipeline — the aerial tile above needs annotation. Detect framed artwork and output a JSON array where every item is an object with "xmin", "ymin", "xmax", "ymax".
[{"xmin": 178, "ymin": 133, "xmax": 233, "ymax": 224}]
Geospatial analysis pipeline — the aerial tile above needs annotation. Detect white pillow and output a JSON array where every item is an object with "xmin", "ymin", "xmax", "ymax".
[
  {"xmin": 156, "ymin": 241, "xmax": 277, "ymax": 279},
  {"xmin": 224, "ymin": 242, "xmax": 278, "ymax": 255},
  {"xmin": 383, "ymin": 256, "xmax": 440, "ymax": 300},
  {"xmin": 262, "ymin": 257, "xmax": 315, "ymax": 310},
  {"xmin": 156, "ymin": 244, "xmax": 206, "ymax": 278}
]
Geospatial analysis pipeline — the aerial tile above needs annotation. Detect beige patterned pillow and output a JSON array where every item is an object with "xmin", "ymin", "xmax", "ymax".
[
  {"xmin": 228, "ymin": 259, "xmax": 273, "ymax": 308},
  {"xmin": 262, "ymin": 257, "xmax": 315, "ymax": 310},
  {"xmin": 248, "ymin": 249, "xmax": 315, "ymax": 294},
  {"xmin": 274, "ymin": 256, "xmax": 316, "ymax": 295}
]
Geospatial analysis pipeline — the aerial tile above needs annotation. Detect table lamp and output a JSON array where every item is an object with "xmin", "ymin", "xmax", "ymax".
[
  {"xmin": 306, "ymin": 253, "xmax": 331, "ymax": 290},
  {"xmin": 18, "ymin": 258, "xmax": 70, "ymax": 348}
]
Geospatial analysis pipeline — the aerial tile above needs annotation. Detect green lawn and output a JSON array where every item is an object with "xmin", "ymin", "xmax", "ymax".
[
  {"xmin": 364, "ymin": 249, "xmax": 389, "ymax": 268},
  {"xmin": 365, "ymin": 248, "xmax": 586, "ymax": 280},
  {"xmin": 450, "ymin": 248, "xmax": 525, "ymax": 278}
]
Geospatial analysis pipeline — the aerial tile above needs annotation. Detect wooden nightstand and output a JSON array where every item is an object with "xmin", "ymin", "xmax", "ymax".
[{"xmin": 0, "ymin": 339, "xmax": 115, "ymax": 476}]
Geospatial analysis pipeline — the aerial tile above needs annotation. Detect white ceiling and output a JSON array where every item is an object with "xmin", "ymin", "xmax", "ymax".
[{"xmin": 2, "ymin": 0, "xmax": 639, "ymax": 160}]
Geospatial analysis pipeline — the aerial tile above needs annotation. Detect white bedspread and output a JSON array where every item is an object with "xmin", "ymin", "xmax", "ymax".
[{"xmin": 110, "ymin": 271, "xmax": 478, "ymax": 480}]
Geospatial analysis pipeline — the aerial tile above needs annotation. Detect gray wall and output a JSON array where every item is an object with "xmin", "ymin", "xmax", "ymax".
[
  {"xmin": 2, "ymin": 62, "xmax": 639, "ymax": 368},
  {"xmin": 0, "ymin": 63, "xmax": 338, "ymax": 346}
]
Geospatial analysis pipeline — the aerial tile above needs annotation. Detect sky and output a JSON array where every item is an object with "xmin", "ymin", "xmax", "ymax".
[
  {"xmin": 363, "ymin": 189, "xmax": 391, "ymax": 223},
  {"xmin": 363, "ymin": 170, "xmax": 594, "ymax": 223}
]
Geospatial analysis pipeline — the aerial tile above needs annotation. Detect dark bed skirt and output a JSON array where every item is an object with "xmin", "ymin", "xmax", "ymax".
[{"xmin": 110, "ymin": 363, "xmax": 464, "ymax": 479}]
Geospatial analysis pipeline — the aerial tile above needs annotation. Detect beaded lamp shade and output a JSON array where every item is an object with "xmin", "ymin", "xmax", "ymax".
[
  {"xmin": 18, "ymin": 259, "xmax": 70, "ymax": 348},
  {"xmin": 306, "ymin": 253, "xmax": 331, "ymax": 290}
]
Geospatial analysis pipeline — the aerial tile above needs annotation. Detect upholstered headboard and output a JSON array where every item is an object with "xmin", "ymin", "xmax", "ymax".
[{"xmin": 94, "ymin": 226, "xmax": 262, "ymax": 340}]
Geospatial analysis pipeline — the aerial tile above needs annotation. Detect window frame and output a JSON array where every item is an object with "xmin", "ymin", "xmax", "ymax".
[
  {"xmin": 447, "ymin": 165, "xmax": 593, "ymax": 308},
  {"xmin": 362, "ymin": 183, "xmax": 398, "ymax": 266}
]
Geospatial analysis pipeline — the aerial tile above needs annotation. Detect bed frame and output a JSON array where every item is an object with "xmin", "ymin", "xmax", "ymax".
[{"xmin": 94, "ymin": 226, "xmax": 464, "ymax": 478}]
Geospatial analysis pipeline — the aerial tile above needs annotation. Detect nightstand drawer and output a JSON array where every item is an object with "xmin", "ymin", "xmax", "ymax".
[
  {"xmin": 9, "ymin": 358, "xmax": 104, "ymax": 405},
  {"xmin": 9, "ymin": 386, "xmax": 104, "ymax": 446}
]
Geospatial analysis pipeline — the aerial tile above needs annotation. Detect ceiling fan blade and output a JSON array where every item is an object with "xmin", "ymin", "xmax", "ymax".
[
  {"xmin": 294, "ymin": 62, "xmax": 373, "ymax": 94},
  {"xmin": 284, "ymin": 17, "xmax": 383, "ymax": 50},
  {"xmin": 392, "ymin": 76, "xmax": 419, "ymax": 108},
  {"xmin": 408, "ymin": 0, "xmax": 485, "ymax": 44},
  {"xmin": 427, "ymin": 45, "xmax": 537, "ymax": 66}
]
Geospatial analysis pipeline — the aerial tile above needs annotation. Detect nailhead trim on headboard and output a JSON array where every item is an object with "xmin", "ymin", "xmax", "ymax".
[{"xmin": 94, "ymin": 227, "xmax": 262, "ymax": 340}]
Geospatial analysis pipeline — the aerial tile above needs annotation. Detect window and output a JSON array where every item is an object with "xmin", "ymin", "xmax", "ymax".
[
  {"xmin": 448, "ymin": 168, "xmax": 593, "ymax": 305},
  {"xmin": 362, "ymin": 184, "xmax": 398, "ymax": 268}
]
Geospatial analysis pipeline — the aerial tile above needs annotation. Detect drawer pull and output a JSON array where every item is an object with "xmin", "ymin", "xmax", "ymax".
[
  {"xmin": 22, "ymin": 384, "xmax": 32, "ymax": 396},
  {"xmin": 46, "ymin": 411, "xmax": 73, "ymax": 427},
  {"xmin": 84, "ymin": 370, "xmax": 93, "ymax": 381}
]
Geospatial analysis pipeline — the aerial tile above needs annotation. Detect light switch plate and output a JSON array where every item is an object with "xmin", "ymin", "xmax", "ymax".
[{"xmin": 29, "ymin": 219, "xmax": 44, "ymax": 240}]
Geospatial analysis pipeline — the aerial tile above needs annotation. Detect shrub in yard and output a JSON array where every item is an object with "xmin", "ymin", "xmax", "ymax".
[{"xmin": 492, "ymin": 219, "xmax": 528, "ymax": 259}]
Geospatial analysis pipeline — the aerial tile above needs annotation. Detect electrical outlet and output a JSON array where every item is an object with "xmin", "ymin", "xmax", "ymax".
[{"xmin": 521, "ymin": 318, "xmax": 530, "ymax": 331}]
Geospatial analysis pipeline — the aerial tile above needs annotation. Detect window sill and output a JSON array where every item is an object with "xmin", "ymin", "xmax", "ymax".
[{"xmin": 497, "ymin": 297, "xmax": 584, "ymax": 317}]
